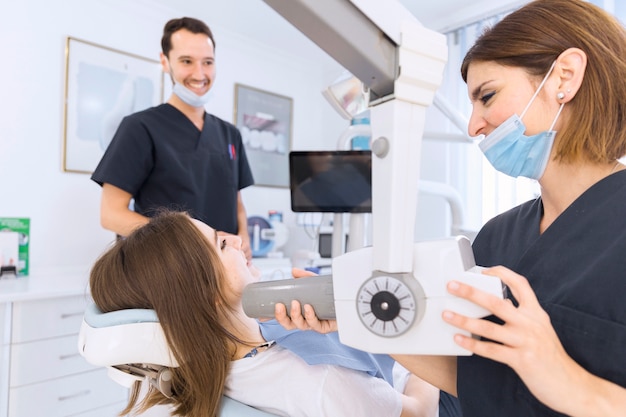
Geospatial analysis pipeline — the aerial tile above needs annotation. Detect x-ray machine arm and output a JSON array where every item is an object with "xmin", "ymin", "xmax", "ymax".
[
  {"xmin": 262, "ymin": 0, "xmax": 442, "ymax": 279},
  {"xmin": 259, "ymin": 0, "xmax": 503, "ymax": 355}
]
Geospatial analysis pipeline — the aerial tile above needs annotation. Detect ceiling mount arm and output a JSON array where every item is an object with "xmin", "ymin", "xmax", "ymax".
[{"xmin": 262, "ymin": 0, "xmax": 398, "ymax": 101}]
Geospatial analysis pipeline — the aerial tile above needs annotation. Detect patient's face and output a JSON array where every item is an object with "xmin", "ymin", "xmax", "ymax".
[{"xmin": 191, "ymin": 219, "xmax": 260, "ymax": 300}]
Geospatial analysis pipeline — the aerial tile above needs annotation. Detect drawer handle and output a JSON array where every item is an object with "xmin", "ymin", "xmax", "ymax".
[
  {"xmin": 59, "ymin": 352, "xmax": 81, "ymax": 360},
  {"xmin": 59, "ymin": 390, "xmax": 91, "ymax": 401},
  {"xmin": 60, "ymin": 312, "xmax": 84, "ymax": 319}
]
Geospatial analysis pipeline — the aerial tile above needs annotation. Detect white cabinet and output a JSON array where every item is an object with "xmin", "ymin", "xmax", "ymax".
[
  {"xmin": 0, "ymin": 302, "xmax": 6, "ymax": 338},
  {"xmin": 2, "ymin": 294, "xmax": 127, "ymax": 417},
  {"xmin": 9, "ymin": 369, "xmax": 125, "ymax": 416},
  {"xmin": 1, "ymin": 303, "xmax": 9, "ymax": 417},
  {"xmin": 11, "ymin": 296, "xmax": 87, "ymax": 342}
]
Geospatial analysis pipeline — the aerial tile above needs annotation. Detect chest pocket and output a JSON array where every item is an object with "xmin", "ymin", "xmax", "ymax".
[
  {"xmin": 545, "ymin": 303, "xmax": 626, "ymax": 387},
  {"xmin": 206, "ymin": 153, "xmax": 237, "ymax": 189}
]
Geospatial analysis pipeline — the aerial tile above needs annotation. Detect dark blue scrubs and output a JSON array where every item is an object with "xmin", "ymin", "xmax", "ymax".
[
  {"xmin": 458, "ymin": 170, "xmax": 626, "ymax": 416},
  {"xmin": 92, "ymin": 104, "xmax": 254, "ymax": 234}
]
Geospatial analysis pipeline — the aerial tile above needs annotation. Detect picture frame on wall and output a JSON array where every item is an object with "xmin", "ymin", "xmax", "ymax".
[
  {"xmin": 62, "ymin": 37, "xmax": 164, "ymax": 174},
  {"xmin": 234, "ymin": 83, "xmax": 293, "ymax": 188}
]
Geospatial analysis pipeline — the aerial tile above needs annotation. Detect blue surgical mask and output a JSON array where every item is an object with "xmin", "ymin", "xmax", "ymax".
[
  {"xmin": 172, "ymin": 82, "xmax": 212, "ymax": 107},
  {"xmin": 479, "ymin": 61, "xmax": 564, "ymax": 180}
]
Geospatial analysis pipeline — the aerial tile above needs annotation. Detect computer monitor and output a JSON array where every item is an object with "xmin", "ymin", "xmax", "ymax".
[{"xmin": 289, "ymin": 150, "xmax": 372, "ymax": 213}]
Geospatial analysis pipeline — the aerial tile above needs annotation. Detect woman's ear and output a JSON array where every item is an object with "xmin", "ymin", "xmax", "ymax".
[{"xmin": 554, "ymin": 47, "xmax": 587, "ymax": 103}]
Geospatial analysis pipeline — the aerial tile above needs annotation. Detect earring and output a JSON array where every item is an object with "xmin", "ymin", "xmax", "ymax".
[{"xmin": 557, "ymin": 91, "xmax": 565, "ymax": 100}]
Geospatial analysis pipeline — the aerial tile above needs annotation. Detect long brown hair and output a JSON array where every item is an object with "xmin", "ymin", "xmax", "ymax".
[
  {"xmin": 461, "ymin": 0, "xmax": 626, "ymax": 163},
  {"xmin": 90, "ymin": 211, "xmax": 239, "ymax": 417}
]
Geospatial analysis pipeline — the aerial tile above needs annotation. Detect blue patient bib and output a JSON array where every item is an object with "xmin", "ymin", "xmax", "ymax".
[{"xmin": 259, "ymin": 320, "xmax": 396, "ymax": 385}]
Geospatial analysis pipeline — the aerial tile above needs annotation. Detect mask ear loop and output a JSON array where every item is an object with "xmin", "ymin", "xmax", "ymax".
[
  {"xmin": 520, "ymin": 61, "xmax": 557, "ymax": 120},
  {"xmin": 548, "ymin": 102, "xmax": 565, "ymax": 131}
]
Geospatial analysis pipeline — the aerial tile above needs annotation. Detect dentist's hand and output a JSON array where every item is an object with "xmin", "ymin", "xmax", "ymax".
[
  {"xmin": 274, "ymin": 268, "xmax": 338, "ymax": 333},
  {"xmin": 441, "ymin": 265, "xmax": 625, "ymax": 416}
]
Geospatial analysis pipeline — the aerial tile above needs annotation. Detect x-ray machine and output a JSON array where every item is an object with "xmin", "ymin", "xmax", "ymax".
[{"xmin": 244, "ymin": 0, "xmax": 504, "ymax": 355}]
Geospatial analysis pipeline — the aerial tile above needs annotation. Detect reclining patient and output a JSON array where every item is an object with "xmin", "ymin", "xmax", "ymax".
[{"xmin": 89, "ymin": 210, "xmax": 439, "ymax": 417}]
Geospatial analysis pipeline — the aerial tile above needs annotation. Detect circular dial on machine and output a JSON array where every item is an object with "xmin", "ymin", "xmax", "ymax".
[{"xmin": 356, "ymin": 275, "xmax": 417, "ymax": 337}]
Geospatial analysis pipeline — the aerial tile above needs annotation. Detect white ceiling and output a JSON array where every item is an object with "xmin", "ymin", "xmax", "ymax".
[{"xmin": 147, "ymin": 0, "xmax": 527, "ymax": 70}]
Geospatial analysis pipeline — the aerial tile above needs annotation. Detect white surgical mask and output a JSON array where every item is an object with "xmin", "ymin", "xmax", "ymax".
[
  {"xmin": 479, "ymin": 61, "xmax": 564, "ymax": 180},
  {"xmin": 172, "ymin": 82, "xmax": 212, "ymax": 107}
]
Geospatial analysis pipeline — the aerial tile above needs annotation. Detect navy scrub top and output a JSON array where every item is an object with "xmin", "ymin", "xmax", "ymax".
[
  {"xmin": 92, "ymin": 104, "xmax": 254, "ymax": 234},
  {"xmin": 458, "ymin": 171, "xmax": 626, "ymax": 416}
]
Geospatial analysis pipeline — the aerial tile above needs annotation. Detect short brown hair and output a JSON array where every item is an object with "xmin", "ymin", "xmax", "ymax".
[
  {"xmin": 161, "ymin": 17, "xmax": 215, "ymax": 58},
  {"xmin": 461, "ymin": 0, "xmax": 626, "ymax": 163}
]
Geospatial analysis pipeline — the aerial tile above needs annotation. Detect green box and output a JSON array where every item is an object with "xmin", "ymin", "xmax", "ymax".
[{"xmin": 0, "ymin": 218, "xmax": 30, "ymax": 276}]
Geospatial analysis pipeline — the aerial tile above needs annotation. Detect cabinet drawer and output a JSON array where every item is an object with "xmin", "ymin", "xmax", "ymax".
[
  {"xmin": 9, "ymin": 368, "xmax": 127, "ymax": 417},
  {"xmin": 10, "ymin": 334, "xmax": 97, "ymax": 387},
  {"xmin": 12, "ymin": 295, "xmax": 88, "ymax": 343}
]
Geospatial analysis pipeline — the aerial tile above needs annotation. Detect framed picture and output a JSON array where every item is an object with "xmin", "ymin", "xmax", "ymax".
[
  {"xmin": 62, "ymin": 37, "xmax": 164, "ymax": 173},
  {"xmin": 234, "ymin": 84, "xmax": 293, "ymax": 187}
]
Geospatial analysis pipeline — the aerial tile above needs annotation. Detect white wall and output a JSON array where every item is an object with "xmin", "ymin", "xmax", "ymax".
[
  {"xmin": 0, "ymin": 0, "xmax": 466, "ymax": 275},
  {"xmin": 0, "ymin": 0, "xmax": 347, "ymax": 274}
]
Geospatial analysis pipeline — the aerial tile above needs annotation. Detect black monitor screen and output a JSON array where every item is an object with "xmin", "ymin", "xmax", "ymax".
[{"xmin": 289, "ymin": 150, "xmax": 372, "ymax": 213}]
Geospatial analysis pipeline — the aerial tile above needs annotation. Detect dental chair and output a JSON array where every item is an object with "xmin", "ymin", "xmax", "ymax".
[{"xmin": 78, "ymin": 303, "xmax": 277, "ymax": 417}]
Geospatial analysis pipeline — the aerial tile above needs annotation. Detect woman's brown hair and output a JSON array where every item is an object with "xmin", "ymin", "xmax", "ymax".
[
  {"xmin": 90, "ymin": 211, "xmax": 240, "ymax": 417},
  {"xmin": 461, "ymin": 0, "xmax": 626, "ymax": 163}
]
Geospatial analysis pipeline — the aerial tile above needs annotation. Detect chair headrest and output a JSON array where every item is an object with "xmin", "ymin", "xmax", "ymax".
[
  {"xmin": 79, "ymin": 304, "xmax": 279, "ymax": 416},
  {"xmin": 78, "ymin": 303, "xmax": 178, "ymax": 368},
  {"xmin": 84, "ymin": 303, "xmax": 159, "ymax": 327}
]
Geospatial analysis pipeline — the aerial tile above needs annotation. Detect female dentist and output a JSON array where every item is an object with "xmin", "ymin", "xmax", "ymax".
[{"xmin": 276, "ymin": 1, "xmax": 626, "ymax": 416}]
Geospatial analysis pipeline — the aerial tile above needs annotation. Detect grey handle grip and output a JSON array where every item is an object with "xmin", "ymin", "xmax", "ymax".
[{"xmin": 242, "ymin": 275, "xmax": 336, "ymax": 319}]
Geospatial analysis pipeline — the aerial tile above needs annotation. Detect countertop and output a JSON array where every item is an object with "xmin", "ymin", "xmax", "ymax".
[{"xmin": 0, "ymin": 267, "xmax": 90, "ymax": 303}]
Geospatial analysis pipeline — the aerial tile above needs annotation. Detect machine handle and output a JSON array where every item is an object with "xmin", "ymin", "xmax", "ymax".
[{"xmin": 242, "ymin": 275, "xmax": 336, "ymax": 320}]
